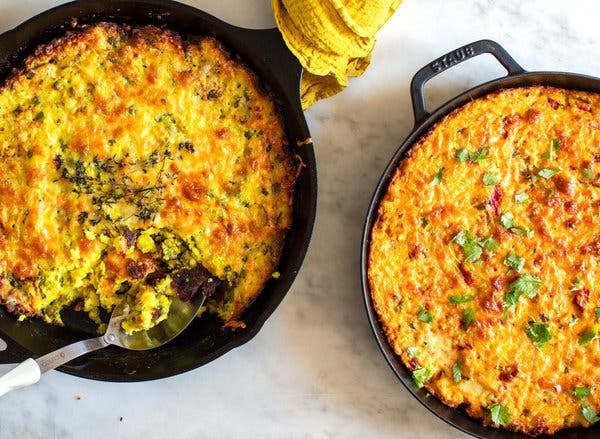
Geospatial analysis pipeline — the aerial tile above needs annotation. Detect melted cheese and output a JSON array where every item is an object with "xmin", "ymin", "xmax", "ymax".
[
  {"xmin": 0, "ymin": 23, "xmax": 295, "ymax": 333},
  {"xmin": 369, "ymin": 86, "xmax": 600, "ymax": 435}
]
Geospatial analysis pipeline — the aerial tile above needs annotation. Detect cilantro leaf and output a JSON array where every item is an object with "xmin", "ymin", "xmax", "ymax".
[
  {"xmin": 508, "ymin": 273, "xmax": 542, "ymax": 299},
  {"xmin": 583, "ymin": 168, "xmax": 595, "ymax": 181},
  {"xmin": 504, "ymin": 252, "xmax": 524, "ymax": 272},
  {"xmin": 524, "ymin": 321, "xmax": 552, "ymax": 348},
  {"xmin": 488, "ymin": 403, "xmax": 511, "ymax": 426},
  {"xmin": 412, "ymin": 366, "xmax": 431, "ymax": 388},
  {"xmin": 579, "ymin": 324, "xmax": 600, "ymax": 346},
  {"xmin": 455, "ymin": 147, "xmax": 489, "ymax": 164},
  {"xmin": 432, "ymin": 167, "xmax": 445, "ymax": 185},
  {"xmin": 452, "ymin": 360, "xmax": 463, "ymax": 383},
  {"xmin": 455, "ymin": 148, "xmax": 470, "ymax": 163},
  {"xmin": 504, "ymin": 291, "xmax": 520, "ymax": 309},
  {"xmin": 477, "ymin": 235, "xmax": 499, "ymax": 251},
  {"xmin": 538, "ymin": 167, "xmax": 562, "ymax": 179},
  {"xmin": 418, "ymin": 306, "xmax": 433, "ymax": 323},
  {"xmin": 452, "ymin": 230, "xmax": 497, "ymax": 262},
  {"xmin": 462, "ymin": 307, "xmax": 476, "ymax": 329},
  {"xmin": 483, "ymin": 172, "xmax": 500, "ymax": 186},
  {"xmin": 406, "ymin": 347, "xmax": 420, "ymax": 357},
  {"xmin": 451, "ymin": 231, "xmax": 466, "ymax": 246},
  {"xmin": 572, "ymin": 387, "xmax": 591, "ymax": 399},
  {"xmin": 582, "ymin": 402, "xmax": 600, "ymax": 424},
  {"xmin": 449, "ymin": 295, "xmax": 474, "ymax": 305},
  {"xmin": 470, "ymin": 147, "xmax": 489, "ymax": 163},
  {"xmin": 552, "ymin": 138, "xmax": 561, "ymax": 150},
  {"xmin": 457, "ymin": 230, "xmax": 482, "ymax": 262},
  {"xmin": 514, "ymin": 192, "xmax": 529, "ymax": 204},
  {"xmin": 596, "ymin": 308, "xmax": 600, "ymax": 322},
  {"xmin": 500, "ymin": 212, "xmax": 515, "ymax": 229}
]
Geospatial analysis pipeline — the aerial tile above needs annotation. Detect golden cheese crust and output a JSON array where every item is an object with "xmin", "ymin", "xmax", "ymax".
[
  {"xmin": 0, "ymin": 23, "xmax": 296, "ymax": 332},
  {"xmin": 369, "ymin": 86, "xmax": 600, "ymax": 436}
]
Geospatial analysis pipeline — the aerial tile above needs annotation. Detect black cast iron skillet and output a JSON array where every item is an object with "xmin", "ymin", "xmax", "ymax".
[
  {"xmin": 0, "ymin": 0, "xmax": 317, "ymax": 382},
  {"xmin": 361, "ymin": 40, "xmax": 600, "ymax": 438}
]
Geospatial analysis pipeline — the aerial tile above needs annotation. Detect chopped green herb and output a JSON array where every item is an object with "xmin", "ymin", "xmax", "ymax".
[
  {"xmin": 571, "ymin": 277, "xmax": 583, "ymax": 291},
  {"xmin": 542, "ymin": 139, "xmax": 561, "ymax": 160},
  {"xmin": 477, "ymin": 235, "xmax": 499, "ymax": 251},
  {"xmin": 455, "ymin": 148, "xmax": 470, "ymax": 163},
  {"xmin": 514, "ymin": 192, "xmax": 529, "ymax": 204},
  {"xmin": 508, "ymin": 273, "xmax": 542, "ymax": 299},
  {"xmin": 412, "ymin": 366, "xmax": 431, "ymax": 388},
  {"xmin": 406, "ymin": 347, "xmax": 420, "ymax": 357},
  {"xmin": 552, "ymin": 138, "xmax": 561, "ymax": 149},
  {"xmin": 596, "ymin": 308, "xmax": 600, "ymax": 322},
  {"xmin": 572, "ymin": 387, "xmax": 591, "ymax": 399},
  {"xmin": 579, "ymin": 324, "xmax": 600, "ymax": 346},
  {"xmin": 582, "ymin": 168, "xmax": 595, "ymax": 181},
  {"xmin": 488, "ymin": 403, "xmax": 511, "ymax": 426},
  {"xmin": 432, "ymin": 167, "xmax": 445, "ymax": 185},
  {"xmin": 452, "ymin": 231, "xmax": 498, "ymax": 262},
  {"xmin": 455, "ymin": 147, "xmax": 488, "ymax": 164},
  {"xmin": 470, "ymin": 147, "xmax": 489, "ymax": 163},
  {"xmin": 449, "ymin": 295, "xmax": 474, "ymax": 305},
  {"xmin": 462, "ymin": 307, "xmax": 476, "ymax": 329},
  {"xmin": 504, "ymin": 252, "xmax": 525, "ymax": 272},
  {"xmin": 538, "ymin": 167, "xmax": 562, "ymax": 179},
  {"xmin": 510, "ymin": 227, "xmax": 534, "ymax": 238},
  {"xmin": 451, "ymin": 230, "xmax": 467, "ymax": 246},
  {"xmin": 418, "ymin": 306, "xmax": 433, "ymax": 323},
  {"xmin": 452, "ymin": 360, "xmax": 463, "ymax": 383},
  {"xmin": 530, "ymin": 173, "xmax": 539, "ymax": 185},
  {"xmin": 524, "ymin": 321, "xmax": 552, "ymax": 348},
  {"xmin": 483, "ymin": 172, "xmax": 501, "ymax": 186},
  {"xmin": 500, "ymin": 212, "xmax": 515, "ymax": 229},
  {"xmin": 570, "ymin": 316, "xmax": 579, "ymax": 327},
  {"xmin": 452, "ymin": 230, "xmax": 482, "ymax": 262},
  {"xmin": 582, "ymin": 402, "xmax": 600, "ymax": 424},
  {"xmin": 504, "ymin": 291, "xmax": 520, "ymax": 309}
]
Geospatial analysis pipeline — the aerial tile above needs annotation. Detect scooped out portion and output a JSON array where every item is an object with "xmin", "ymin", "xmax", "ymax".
[{"xmin": 0, "ymin": 23, "xmax": 297, "ymax": 334}]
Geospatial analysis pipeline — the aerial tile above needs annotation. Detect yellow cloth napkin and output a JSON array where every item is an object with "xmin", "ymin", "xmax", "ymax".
[{"xmin": 273, "ymin": 0, "xmax": 403, "ymax": 109}]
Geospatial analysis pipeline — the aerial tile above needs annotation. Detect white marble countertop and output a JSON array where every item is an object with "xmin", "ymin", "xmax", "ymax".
[{"xmin": 1, "ymin": 0, "xmax": 599, "ymax": 438}]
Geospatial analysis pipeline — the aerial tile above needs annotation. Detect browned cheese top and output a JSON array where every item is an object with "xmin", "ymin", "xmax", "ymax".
[
  {"xmin": 0, "ymin": 23, "xmax": 296, "ymax": 332},
  {"xmin": 369, "ymin": 86, "xmax": 600, "ymax": 435}
]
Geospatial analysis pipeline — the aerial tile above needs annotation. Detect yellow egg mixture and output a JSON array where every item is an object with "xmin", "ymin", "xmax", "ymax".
[
  {"xmin": 0, "ymin": 23, "xmax": 296, "ymax": 334},
  {"xmin": 369, "ymin": 86, "xmax": 600, "ymax": 435}
]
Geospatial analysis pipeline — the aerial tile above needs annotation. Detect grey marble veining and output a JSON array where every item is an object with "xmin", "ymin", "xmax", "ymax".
[{"xmin": 0, "ymin": 0, "xmax": 599, "ymax": 438}]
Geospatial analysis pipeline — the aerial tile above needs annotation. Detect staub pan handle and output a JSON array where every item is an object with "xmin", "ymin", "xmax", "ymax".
[{"xmin": 410, "ymin": 39, "xmax": 525, "ymax": 126}]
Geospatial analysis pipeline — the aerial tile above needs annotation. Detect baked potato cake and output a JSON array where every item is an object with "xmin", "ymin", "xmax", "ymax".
[
  {"xmin": 0, "ymin": 23, "xmax": 296, "ymax": 334},
  {"xmin": 369, "ymin": 86, "xmax": 600, "ymax": 435}
]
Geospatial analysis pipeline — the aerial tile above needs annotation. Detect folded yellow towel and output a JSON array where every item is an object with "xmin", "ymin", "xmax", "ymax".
[{"xmin": 273, "ymin": 0, "xmax": 403, "ymax": 109}]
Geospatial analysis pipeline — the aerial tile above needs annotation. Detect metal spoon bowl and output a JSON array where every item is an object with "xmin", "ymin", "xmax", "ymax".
[{"xmin": 0, "ymin": 291, "xmax": 206, "ymax": 396}]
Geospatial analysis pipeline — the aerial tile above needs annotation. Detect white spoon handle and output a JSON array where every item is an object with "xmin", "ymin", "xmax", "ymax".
[
  {"xmin": 0, "ymin": 358, "xmax": 41, "ymax": 397},
  {"xmin": 0, "ymin": 335, "xmax": 110, "ymax": 397}
]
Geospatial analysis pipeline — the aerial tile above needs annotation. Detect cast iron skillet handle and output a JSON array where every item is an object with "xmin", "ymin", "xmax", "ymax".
[{"xmin": 410, "ymin": 39, "xmax": 525, "ymax": 126}]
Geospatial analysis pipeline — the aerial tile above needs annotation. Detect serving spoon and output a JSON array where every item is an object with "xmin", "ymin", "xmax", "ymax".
[{"xmin": 0, "ymin": 284, "xmax": 208, "ymax": 396}]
